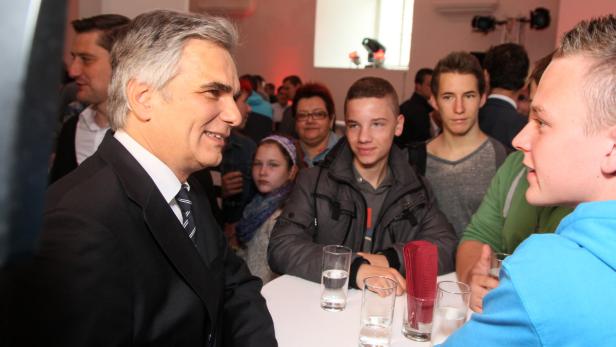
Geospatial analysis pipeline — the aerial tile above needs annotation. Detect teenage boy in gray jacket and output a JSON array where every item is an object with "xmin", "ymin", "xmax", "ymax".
[{"xmin": 268, "ymin": 77, "xmax": 456, "ymax": 291}]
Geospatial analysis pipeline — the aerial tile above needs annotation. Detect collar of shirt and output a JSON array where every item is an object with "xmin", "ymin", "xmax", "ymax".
[
  {"xmin": 488, "ymin": 93, "xmax": 517, "ymax": 109},
  {"xmin": 351, "ymin": 163, "xmax": 393, "ymax": 193},
  {"xmin": 114, "ymin": 130, "xmax": 186, "ymax": 206},
  {"xmin": 302, "ymin": 131, "xmax": 340, "ymax": 167},
  {"xmin": 79, "ymin": 105, "xmax": 108, "ymax": 131}
]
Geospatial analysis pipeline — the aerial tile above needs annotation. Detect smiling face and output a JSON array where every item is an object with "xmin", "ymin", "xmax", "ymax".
[
  {"xmin": 146, "ymin": 39, "xmax": 241, "ymax": 180},
  {"xmin": 512, "ymin": 55, "xmax": 611, "ymax": 206},
  {"xmin": 252, "ymin": 142, "xmax": 296, "ymax": 194},
  {"xmin": 345, "ymin": 97, "xmax": 403, "ymax": 171},
  {"xmin": 68, "ymin": 31, "xmax": 112, "ymax": 106},
  {"xmin": 295, "ymin": 96, "xmax": 334, "ymax": 148},
  {"xmin": 431, "ymin": 72, "xmax": 486, "ymax": 137}
]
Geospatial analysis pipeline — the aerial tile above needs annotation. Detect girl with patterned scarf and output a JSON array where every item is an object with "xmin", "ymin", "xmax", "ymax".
[{"xmin": 235, "ymin": 135, "xmax": 299, "ymax": 283}]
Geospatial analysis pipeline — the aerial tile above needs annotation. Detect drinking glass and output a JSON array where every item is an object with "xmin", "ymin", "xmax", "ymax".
[
  {"xmin": 320, "ymin": 245, "xmax": 351, "ymax": 311},
  {"xmin": 358, "ymin": 276, "xmax": 397, "ymax": 347},
  {"xmin": 431, "ymin": 281, "xmax": 471, "ymax": 345},
  {"xmin": 402, "ymin": 294, "xmax": 434, "ymax": 341},
  {"xmin": 490, "ymin": 252, "xmax": 511, "ymax": 278}
]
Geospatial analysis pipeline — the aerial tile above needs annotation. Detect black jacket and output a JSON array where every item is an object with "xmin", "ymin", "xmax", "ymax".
[
  {"xmin": 268, "ymin": 139, "xmax": 456, "ymax": 284},
  {"xmin": 5, "ymin": 134, "xmax": 277, "ymax": 347},
  {"xmin": 397, "ymin": 92, "xmax": 434, "ymax": 145},
  {"xmin": 479, "ymin": 97, "xmax": 527, "ymax": 151}
]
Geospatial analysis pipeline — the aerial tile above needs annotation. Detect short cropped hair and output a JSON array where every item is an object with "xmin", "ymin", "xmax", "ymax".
[
  {"xmin": 483, "ymin": 43, "xmax": 529, "ymax": 91},
  {"xmin": 556, "ymin": 15, "xmax": 616, "ymax": 134},
  {"xmin": 108, "ymin": 10, "xmax": 238, "ymax": 130},
  {"xmin": 282, "ymin": 75, "xmax": 302, "ymax": 86},
  {"xmin": 344, "ymin": 77, "xmax": 399, "ymax": 116},
  {"xmin": 431, "ymin": 51, "xmax": 485, "ymax": 96},
  {"xmin": 414, "ymin": 68, "xmax": 433, "ymax": 84},
  {"xmin": 292, "ymin": 83, "xmax": 335, "ymax": 119},
  {"xmin": 71, "ymin": 14, "xmax": 130, "ymax": 52}
]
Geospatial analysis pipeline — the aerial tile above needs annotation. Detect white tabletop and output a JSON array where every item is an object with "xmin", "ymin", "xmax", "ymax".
[{"xmin": 262, "ymin": 272, "xmax": 459, "ymax": 347}]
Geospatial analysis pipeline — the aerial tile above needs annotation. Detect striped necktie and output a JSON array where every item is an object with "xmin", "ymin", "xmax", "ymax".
[{"xmin": 176, "ymin": 183, "xmax": 197, "ymax": 244}]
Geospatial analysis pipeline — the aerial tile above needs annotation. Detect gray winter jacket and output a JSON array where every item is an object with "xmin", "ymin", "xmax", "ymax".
[{"xmin": 268, "ymin": 139, "xmax": 456, "ymax": 284}]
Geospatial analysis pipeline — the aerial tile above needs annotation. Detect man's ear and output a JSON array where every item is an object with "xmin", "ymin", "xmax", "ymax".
[
  {"xmin": 394, "ymin": 114, "xmax": 404, "ymax": 137},
  {"xmin": 428, "ymin": 95, "xmax": 439, "ymax": 111},
  {"xmin": 479, "ymin": 92, "xmax": 487, "ymax": 108},
  {"xmin": 600, "ymin": 126, "xmax": 616, "ymax": 175},
  {"xmin": 483, "ymin": 69, "xmax": 490, "ymax": 91},
  {"xmin": 126, "ymin": 79, "xmax": 154, "ymax": 122}
]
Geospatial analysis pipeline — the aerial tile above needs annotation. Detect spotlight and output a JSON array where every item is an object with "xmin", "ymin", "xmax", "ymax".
[
  {"xmin": 471, "ymin": 16, "xmax": 497, "ymax": 33},
  {"xmin": 529, "ymin": 7, "xmax": 550, "ymax": 30},
  {"xmin": 362, "ymin": 38, "xmax": 386, "ymax": 62}
]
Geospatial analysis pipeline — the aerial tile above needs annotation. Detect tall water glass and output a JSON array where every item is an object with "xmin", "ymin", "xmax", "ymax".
[
  {"xmin": 320, "ymin": 245, "xmax": 352, "ymax": 311},
  {"xmin": 358, "ymin": 276, "xmax": 397, "ymax": 347},
  {"xmin": 431, "ymin": 281, "xmax": 471, "ymax": 345},
  {"xmin": 490, "ymin": 252, "xmax": 511, "ymax": 278}
]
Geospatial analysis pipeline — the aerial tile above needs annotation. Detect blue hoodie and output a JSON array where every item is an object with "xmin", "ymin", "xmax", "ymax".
[{"xmin": 442, "ymin": 200, "xmax": 616, "ymax": 346}]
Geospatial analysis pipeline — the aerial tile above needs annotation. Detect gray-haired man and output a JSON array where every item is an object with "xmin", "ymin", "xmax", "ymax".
[{"xmin": 7, "ymin": 10, "xmax": 277, "ymax": 347}]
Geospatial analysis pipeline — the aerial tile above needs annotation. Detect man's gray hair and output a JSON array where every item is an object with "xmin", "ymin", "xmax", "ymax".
[
  {"xmin": 557, "ymin": 15, "xmax": 616, "ymax": 134},
  {"xmin": 107, "ymin": 10, "xmax": 238, "ymax": 130}
]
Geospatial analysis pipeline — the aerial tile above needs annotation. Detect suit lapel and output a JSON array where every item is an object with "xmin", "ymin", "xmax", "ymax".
[
  {"xmin": 97, "ymin": 133, "xmax": 219, "ymax": 327},
  {"xmin": 143, "ymin": 198, "xmax": 219, "ymax": 326}
]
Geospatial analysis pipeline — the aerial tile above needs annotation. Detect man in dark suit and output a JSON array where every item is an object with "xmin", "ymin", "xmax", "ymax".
[
  {"xmin": 479, "ymin": 43, "xmax": 529, "ymax": 151},
  {"xmin": 6, "ymin": 10, "xmax": 277, "ymax": 347},
  {"xmin": 50, "ymin": 14, "xmax": 129, "ymax": 183},
  {"xmin": 397, "ymin": 68, "xmax": 434, "ymax": 146}
]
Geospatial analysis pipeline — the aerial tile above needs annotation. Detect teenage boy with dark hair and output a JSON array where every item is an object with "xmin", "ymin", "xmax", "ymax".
[{"xmin": 426, "ymin": 52, "xmax": 507, "ymax": 238}]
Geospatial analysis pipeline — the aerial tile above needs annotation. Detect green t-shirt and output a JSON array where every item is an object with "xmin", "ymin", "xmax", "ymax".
[{"xmin": 461, "ymin": 151, "xmax": 573, "ymax": 253}]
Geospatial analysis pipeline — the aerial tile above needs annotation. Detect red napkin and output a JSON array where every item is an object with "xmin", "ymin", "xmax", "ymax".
[{"xmin": 404, "ymin": 240, "xmax": 438, "ymax": 326}]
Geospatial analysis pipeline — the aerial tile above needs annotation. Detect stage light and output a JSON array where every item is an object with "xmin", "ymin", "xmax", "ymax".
[
  {"xmin": 362, "ymin": 38, "xmax": 386, "ymax": 63},
  {"xmin": 529, "ymin": 7, "xmax": 550, "ymax": 30},
  {"xmin": 471, "ymin": 7, "xmax": 550, "ymax": 35},
  {"xmin": 472, "ymin": 16, "xmax": 497, "ymax": 33}
]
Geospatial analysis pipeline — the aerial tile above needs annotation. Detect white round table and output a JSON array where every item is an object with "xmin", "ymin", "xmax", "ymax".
[{"xmin": 262, "ymin": 272, "xmax": 459, "ymax": 347}]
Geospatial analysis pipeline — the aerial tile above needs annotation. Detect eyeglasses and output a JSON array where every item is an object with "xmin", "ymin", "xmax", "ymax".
[{"xmin": 295, "ymin": 110, "xmax": 329, "ymax": 121}]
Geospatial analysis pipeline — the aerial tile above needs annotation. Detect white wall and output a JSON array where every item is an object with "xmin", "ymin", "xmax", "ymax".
[
  {"xmin": 74, "ymin": 0, "xmax": 562, "ymax": 118},
  {"xmin": 556, "ymin": 0, "xmax": 615, "ymax": 44},
  {"xmin": 234, "ymin": 0, "xmax": 559, "ymax": 119},
  {"xmin": 79, "ymin": 0, "xmax": 188, "ymax": 18}
]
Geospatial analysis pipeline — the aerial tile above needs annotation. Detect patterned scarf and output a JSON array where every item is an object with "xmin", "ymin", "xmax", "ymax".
[{"xmin": 236, "ymin": 182, "xmax": 293, "ymax": 243}]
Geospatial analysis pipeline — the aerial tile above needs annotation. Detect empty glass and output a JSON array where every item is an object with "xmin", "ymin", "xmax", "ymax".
[
  {"xmin": 358, "ymin": 276, "xmax": 397, "ymax": 347},
  {"xmin": 431, "ymin": 281, "xmax": 471, "ymax": 345}
]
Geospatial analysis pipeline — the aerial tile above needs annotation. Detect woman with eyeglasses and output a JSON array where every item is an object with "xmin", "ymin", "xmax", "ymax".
[{"xmin": 292, "ymin": 83, "xmax": 341, "ymax": 167}]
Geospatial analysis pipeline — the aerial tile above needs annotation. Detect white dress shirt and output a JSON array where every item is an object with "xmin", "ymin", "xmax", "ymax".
[
  {"xmin": 114, "ymin": 130, "xmax": 187, "ymax": 223},
  {"xmin": 75, "ymin": 106, "xmax": 110, "ymax": 164},
  {"xmin": 488, "ymin": 93, "xmax": 517, "ymax": 109}
]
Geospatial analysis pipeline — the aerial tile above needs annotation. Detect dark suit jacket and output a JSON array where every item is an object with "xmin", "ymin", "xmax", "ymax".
[
  {"xmin": 6, "ymin": 134, "xmax": 276, "ymax": 346},
  {"xmin": 49, "ymin": 114, "xmax": 79, "ymax": 184},
  {"xmin": 397, "ymin": 92, "xmax": 433, "ymax": 146},
  {"xmin": 478, "ymin": 97, "xmax": 527, "ymax": 151}
]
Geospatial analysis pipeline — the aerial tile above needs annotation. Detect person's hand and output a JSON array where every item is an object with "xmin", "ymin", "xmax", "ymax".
[
  {"xmin": 356, "ymin": 264, "xmax": 406, "ymax": 296},
  {"xmin": 469, "ymin": 244, "xmax": 499, "ymax": 313},
  {"xmin": 357, "ymin": 252, "xmax": 389, "ymax": 268},
  {"xmin": 224, "ymin": 223, "xmax": 239, "ymax": 250},
  {"xmin": 221, "ymin": 171, "xmax": 243, "ymax": 198}
]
